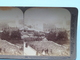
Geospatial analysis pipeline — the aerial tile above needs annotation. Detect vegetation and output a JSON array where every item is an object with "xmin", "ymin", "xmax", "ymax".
[{"xmin": 46, "ymin": 30, "xmax": 69, "ymax": 45}]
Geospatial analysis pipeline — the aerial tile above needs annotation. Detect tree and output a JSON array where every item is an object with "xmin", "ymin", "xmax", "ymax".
[
  {"xmin": 56, "ymin": 30, "xmax": 68, "ymax": 45},
  {"xmin": 46, "ymin": 30, "xmax": 68, "ymax": 45}
]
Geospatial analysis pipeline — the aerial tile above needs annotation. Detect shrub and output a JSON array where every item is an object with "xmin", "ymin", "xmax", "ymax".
[{"xmin": 46, "ymin": 30, "xmax": 68, "ymax": 45}]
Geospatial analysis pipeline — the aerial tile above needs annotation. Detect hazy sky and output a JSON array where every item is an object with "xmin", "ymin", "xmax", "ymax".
[
  {"xmin": 0, "ymin": 7, "xmax": 23, "ymax": 27},
  {"xmin": 0, "ymin": 7, "xmax": 71, "ymax": 31},
  {"xmin": 24, "ymin": 8, "xmax": 71, "ymax": 30}
]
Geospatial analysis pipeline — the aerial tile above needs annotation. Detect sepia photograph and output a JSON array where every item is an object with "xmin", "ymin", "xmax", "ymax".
[{"xmin": 0, "ymin": 7, "xmax": 70, "ymax": 56}]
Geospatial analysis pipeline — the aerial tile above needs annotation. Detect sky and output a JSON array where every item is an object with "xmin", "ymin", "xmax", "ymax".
[
  {"xmin": 0, "ymin": 7, "xmax": 71, "ymax": 31},
  {"xmin": 24, "ymin": 7, "xmax": 71, "ymax": 31},
  {"xmin": 0, "ymin": 7, "xmax": 23, "ymax": 28}
]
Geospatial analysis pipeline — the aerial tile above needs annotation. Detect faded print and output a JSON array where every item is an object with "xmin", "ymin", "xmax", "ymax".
[{"xmin": 0, "ymin": 7, "xmax": 70, "ymax": 56}]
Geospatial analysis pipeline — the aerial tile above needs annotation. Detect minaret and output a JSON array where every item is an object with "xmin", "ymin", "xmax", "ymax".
[{"xmin": 23, "ymin": 41, "xmax": 26, "ymax": 55}]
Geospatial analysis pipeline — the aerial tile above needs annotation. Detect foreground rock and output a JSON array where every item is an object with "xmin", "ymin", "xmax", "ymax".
[
  {"xmin": 28, "ymin": 41, "xmax": 70, "ymax": 56},
  {"xmin": 0, "ymin": 39, "xmax": 23, "ymax": 55}
]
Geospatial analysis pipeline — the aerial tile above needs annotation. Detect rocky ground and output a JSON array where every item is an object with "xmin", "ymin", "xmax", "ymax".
[
  {"xmin": 0, "ymin": 39, "xmax": 70, "ymax": 56},
  {"xmin": 0, "ymin": 39, "xmax": 23, "ymax": 55},
  {"xmin": 28, "ymin": 41, "xmax": 70, "ymax": 56}
]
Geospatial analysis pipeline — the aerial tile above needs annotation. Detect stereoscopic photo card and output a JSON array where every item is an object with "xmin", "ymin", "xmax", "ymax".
[{"xmin": 0, "ymin": 7, "xmax": 78, "ymax": 60}]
